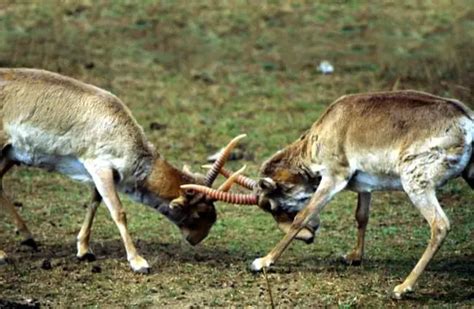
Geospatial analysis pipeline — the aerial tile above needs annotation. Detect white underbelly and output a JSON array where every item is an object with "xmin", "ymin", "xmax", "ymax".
[
  {"xmin": 7, "ymin": 146, "xmax": 92, "ymax": 182},
  {"xmin": 347, "ymin": 171, "xmax": 403, "ymax": 192}
]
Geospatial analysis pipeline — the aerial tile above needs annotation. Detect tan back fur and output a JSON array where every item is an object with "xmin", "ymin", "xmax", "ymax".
[
  {"xmin": 251, "ymin": 90, "xmax": 473, "ymax": 298},
  {"xmin": 263, "ymin": 90, "xmax": 473, "ymax": 180},
  {"xmin": 0, "ymin": 68, "xmax": 217, "ymax": 272},
  {"xmin": 0, "ymin": 68, "xmax": 152, "ymax": 178}
]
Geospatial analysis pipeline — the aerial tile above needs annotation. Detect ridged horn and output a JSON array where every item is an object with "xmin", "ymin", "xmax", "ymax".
[
  {"xmin": 202, "ymin": 165, "xmax": 257, "ymax": 190},
  {"xmin": 204, "ymin": 134, "xmax": 246, "ymax": 187},
  {"xmin": 218, "ymin": 165, "xmax": 247, "ymax": 192},
  {"xmin": 181, "ymin": 184, "xmax": 258, "ymax": 205}
]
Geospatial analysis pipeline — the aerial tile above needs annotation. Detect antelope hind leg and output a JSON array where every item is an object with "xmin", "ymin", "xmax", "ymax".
[
  {"xmin": 392, "ymin": 188, "xmax": 449, "ymax": 299},
  {"xmin": 343, "ymin": 192, "xmax": 371, "ymax": 266},
  {"xmin": 0, "ymin": 156, "xmax": 37, "ymax": 250},
  {"xmin": 393, "ymin": 149, "xmax": 456, "ymax": 299},
  {"xmin": 76, "ymin": 187, "xmax": 101, "ymax": 261}
]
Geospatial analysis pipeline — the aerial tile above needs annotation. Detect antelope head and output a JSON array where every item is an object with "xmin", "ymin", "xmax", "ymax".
[
  {"xmin": 256, "ymin": 147, "xmax": 321, "ymax": 243},
  {"xmin": 154, "ymin": 134, "xmax": 247, "ymax": 245},
  {"xmin": 181, "ymin": 138, "xmax": 320, "ymax": 244}
]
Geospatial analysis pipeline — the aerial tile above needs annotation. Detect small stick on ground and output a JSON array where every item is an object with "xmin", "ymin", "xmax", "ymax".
[{"xmin": 262, "ymin": 267, "xmax": 275, "ymax": 309}]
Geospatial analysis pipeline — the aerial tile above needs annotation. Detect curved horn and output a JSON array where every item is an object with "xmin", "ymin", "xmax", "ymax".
[
  {"xmin": 204, "ymin": 134, "xmax": 246, "ymax": 187},
  {"xmin": 202, "ymin": 165, "xmax": 257, "ymax": 190},
  {"xmin": 181, "ymin": 184, "xmax": 258, "ymax": 205},
  {"xmin": 218, "ymin": 165, "xmax": 247, "ymax": 192},
  {"xmin": 217, "ymin": 167, "xmax": 257, "ymax": 190}
]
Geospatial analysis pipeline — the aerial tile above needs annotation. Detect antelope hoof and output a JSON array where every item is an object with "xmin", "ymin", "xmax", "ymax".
[
  {"xmin": 392, "ymin": 283, "xmax": 414, "ymax": 300},
  {"xmin": 342, "ymin": 252, "xmax": 362, "ymax": 266},
  {"xmin": 77, "ymin": 252, "xmax": 96, "ymax": 262},
  {"xmin": 0, "ymin": 251, "xmax": 8, "ymax": 265},
  {"xmin": 250, "ymin": 257, "xmax": 272, "ymax": 273},
  {"xmin": 130, "ymin": 256, "xmax": 150, "ymax": 274},
  {"xmin": 21, "ymin": 238, "xmax": 38, "ymax": 251}
]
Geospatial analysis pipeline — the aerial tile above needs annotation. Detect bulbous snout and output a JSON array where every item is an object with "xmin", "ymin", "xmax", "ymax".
[{"xmin": 181, "ymin": 226, "xmax": 211, "ymax": 246}]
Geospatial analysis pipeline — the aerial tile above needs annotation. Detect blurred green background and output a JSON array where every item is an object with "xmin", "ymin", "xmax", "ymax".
[{"xmin": 0, "ymin": 1, "xmax": 473, "ymax": 307}]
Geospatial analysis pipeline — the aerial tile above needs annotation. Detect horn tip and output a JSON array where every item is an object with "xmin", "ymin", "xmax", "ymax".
[
  {"xmin": 180, "ymin": 184, "xmax": 197, "ymax": 189},
  {"xmin": 239, "ymin": 164, "xmax": 247, "ymax": 171},
  {"xmin": 234, "ymin": 133, "xmax": 247, "ymax": 141}
]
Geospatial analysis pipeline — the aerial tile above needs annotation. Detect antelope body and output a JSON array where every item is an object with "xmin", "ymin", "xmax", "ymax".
[
  {"xmin": 257, "ymin": 90, "xmax": 474, "ymax": 298},
  {"xmin": 187, "ymin": 90, "xmax": 473, "ymax": 298},
  {"xmin": 0, "ymin": 68, "xmax": 221, "ymax": 272}
]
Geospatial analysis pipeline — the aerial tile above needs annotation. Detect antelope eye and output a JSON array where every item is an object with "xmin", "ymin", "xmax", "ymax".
[
  {"xmin": 184, "ymin": 188, "xmax": 196, "ymax": 197},
  {"xmin": 278, "ymin": 182, "xmax": 294, "ymax": 193}
]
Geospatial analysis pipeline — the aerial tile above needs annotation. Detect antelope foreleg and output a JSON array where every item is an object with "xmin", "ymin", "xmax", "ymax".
[
  {"xmin": 84, "ymin": 162, "xmax": 150, "ymax": 273},
  {"xmin": 250, "ymin": 175, "xmax": 348, "ymax": 271}
]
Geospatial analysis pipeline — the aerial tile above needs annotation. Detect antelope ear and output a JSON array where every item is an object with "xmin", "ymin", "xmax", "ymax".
[
  {"xmin": 192, "ymin": 172, "xmax": 207, "ymax": 185},
  {"xmin": 258, "ymin": 177, "xmax": 277, "ymax": 193},
  {"xmin": 170, "ymin": 195, "xmax": 187, "ymax": 209},
  {"xmin": 182, "ymin": 164, "xmax": 206, "ymax": 185}
]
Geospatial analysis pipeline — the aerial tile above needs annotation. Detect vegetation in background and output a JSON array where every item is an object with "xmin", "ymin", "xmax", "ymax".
[{"xmin": 0, "ymin": 1, "xmax": 472, "ymax": 307}]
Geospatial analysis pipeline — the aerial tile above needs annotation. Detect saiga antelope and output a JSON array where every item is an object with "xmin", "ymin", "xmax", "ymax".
[
  {"xmin": 185, "ymin": 90, "xmax": 473, "ymax": 298},
  {"xmin": 0, "ymin": 68, "xmax": 241, "ymax": 272}
]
